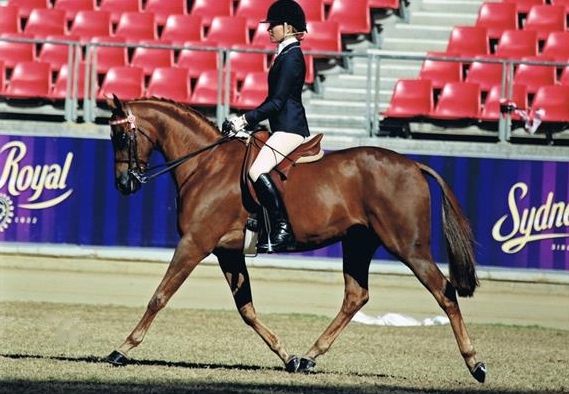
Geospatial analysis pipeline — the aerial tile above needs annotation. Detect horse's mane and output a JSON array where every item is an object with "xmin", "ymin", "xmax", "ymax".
[{"xmin": 130, "ymin": 97, "xmax": 220, "ymax": 131}]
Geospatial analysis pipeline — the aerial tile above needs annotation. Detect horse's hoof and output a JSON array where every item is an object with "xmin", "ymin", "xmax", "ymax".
[
  {"xmin": 298, "ymin": 357, "xmax": 316, "ymax": 373},
  {"xmin": 285, "ymin": 355, "xmax": 300, "ymax": 373},
  {"xmin": 470, "ymin": 361, "xmax": 487, "ymax": 383},
  {"xmin": 107, "ymin": 350, "xmax": 128, "ymax": 366}
]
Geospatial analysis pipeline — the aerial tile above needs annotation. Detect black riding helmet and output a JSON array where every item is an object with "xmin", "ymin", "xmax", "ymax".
[{"xmin": 261, "ymin": 0, "xmax": 307, "ymax": 33}]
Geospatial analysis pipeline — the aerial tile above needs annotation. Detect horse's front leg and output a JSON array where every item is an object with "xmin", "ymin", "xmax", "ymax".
[
  {"xmin": 215, "ymin": 248, "xmax": 299, "ymax": 372},
  {"xmin": 107, "ymin": 238, "xmax": 207, "ymax": 365}
]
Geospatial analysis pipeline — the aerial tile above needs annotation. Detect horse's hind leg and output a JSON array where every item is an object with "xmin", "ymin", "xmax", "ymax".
[
  {"xmin": 299, "ymin": 225, "xmax": 378, "ymax": 372},
  {"xmin": 402, "ymin": 250, "xmax": 485, "ymax": 382},
  {"xmin": 216, "ymin": 248, "xmax": 299, "ymax": 372},
  {"xmin": 107, "ymin": 239, "xmax": 205, "ymax": 365}
]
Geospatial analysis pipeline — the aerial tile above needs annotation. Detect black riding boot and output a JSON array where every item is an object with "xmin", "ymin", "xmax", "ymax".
[{"xmin": 253, "ymin": 173, "xmax": 295, "ymax": 252}]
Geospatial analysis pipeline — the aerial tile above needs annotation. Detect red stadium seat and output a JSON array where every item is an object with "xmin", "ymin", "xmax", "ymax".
[
  {"xmin": 513, "ymin": 56, "xmax": 557, "ymax": 94},
  {"xmin": 146, "ymin": 66, "xmax": 192, "ymax": 103},
  {"xmin": 429, "ymin": 82, "xmax": 481, "ymax": 120},
  {"xmin": 235, "ymin": 0, "xmax": 274, "ymax": 30},
  {"xmin": 37, "ymin": 34, "xmax": 80, "ymax": 72},
  {"xmin": 4, "ymin": 61, "xmax": 51, "ymax": 98},
  {"xmin": 530, "ymin": 85, "xmax": 569, "ymax": 122},
  {"xmin": 114, "ymin": 11, "xmax": 157, "ymax": 44},
  {"xmin": 144, "ymin": 0, "xmax": 187, "ymax": 26},
  {"xmin": 479, "ymin": 83, "xmax": 528, "ymax": 122},
  {"xmin": 227, "ymin": 45, "xmax": 268, "ymax": 82},
  {"xmin": 205, "ymin": 16, "xmax": 249, "ymax": 48},
  {"xmin": 445, "ymin": 26, "xmax": 490, "ymax": 57},
  {"xmin": 464, "ymin": 56, "xmax": 508, "ymax": 93},
  {"xmin": 0, "ymin": 33, "xmax": 36, "ymax": 69},
  {"xmin": 369, "ymin": 0, "xmax": 400, "ymax": 10},
  {"xmin": 53, "ymin": 0, "xmax": 96, "ymax": 23},
  {"xmin": 190, "ymin": 0, "xmax": 233, "ymax": 27},
  {"xmin": 130, "ymin": 39, "xmax": 174, "ymax": 76},
  {"xmin": 49, "ymin": 62, "xmax": 86, "ymax": 99},
  {"xmin": 160, "ymin": 14, "xmax": 204, "ymax": 47},
  {"xmin": 303, "ymin": 48, "xmax": 315, "ymax": 85},
  {"xmin": 69, "ymin": 10, "xmax": 112, "ymax": 44},
  {"xmin": 7, "ymin": 0, "xmax": 50, "ymax": 20},
  {"xmin": 233, "ymin": 71, "xmax": 268, "ymax": 109},
  {"xmin": 251, "ymin": 24, "xmax": 274, "ymax": 50},
  {"xmin": 382, "ymin": 79, "xmax": 434, "ymax": 118},
  {"xmin": 541, "ymin": 31, "xmax": 569, "ymax": 65},
  {"xmin": 97, "ymin": 65, "xmax": 144, "ymax": 100},
  {"xmin": 0, "ymin": 60, "xmax": 5, "ymax": 93},
  {"xmin": 0, "ymin": 5, "xmax": 21, "ymax": 35},
  {"xmin": 523, "ymin": 5, "xmax": 567, "ymax": 42},
  {"xmin": 176, "ymin": 41, "xmax": 221, "ymax": 79},
  {"xmin": 475, "ymin": 2, "xmax": 518, "ymax": 42},
  {"xmin": 296, "ymin": 0, "xmax": 326, "ymax": 22},
  {"xmin": 190, "ymin": 69, "xmax": 237, "ymax": 107},
  {"xmin": 23, "ymin": 8, "xmax": 66, "ymax": 39},
  {"xmin": 99, "ymin": 0, "xmax": 141, "ymax": 25},
  {"xmin": 326, "ymin": 0, "xmax": 372, "ymax": 36},
  {"xmin": 502, "ymin": 0, "xmax": 546, "ymax": 14},
  {"xmin": 417, "ymin": 52, "xmax": 462, "ymax": 90},
  {"xmin": 89, "ymin": 35, "xmax": 128, "ymax": 74},
  {"xmin": 494, "ymin": 29, "xmax": 538, "ymax": 58},
  {"xmin": 304, "ymin": 21, "xmax": 342, "ymax": 56}
]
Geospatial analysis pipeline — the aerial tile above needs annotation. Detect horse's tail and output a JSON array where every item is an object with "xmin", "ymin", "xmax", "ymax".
[{"xmin": 417, "ymin": 162, "xmax": 479, "ymax": 297}]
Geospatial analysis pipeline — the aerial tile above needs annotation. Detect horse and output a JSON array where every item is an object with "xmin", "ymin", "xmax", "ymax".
[{"xmin": 105, "ymin": 95, "xmax": 486, "ymax": 383}]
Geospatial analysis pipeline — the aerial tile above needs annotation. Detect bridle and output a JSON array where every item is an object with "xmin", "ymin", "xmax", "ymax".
[{"xmin": 109, "ymin": 107, "xmax": 232, "ymax": 184}]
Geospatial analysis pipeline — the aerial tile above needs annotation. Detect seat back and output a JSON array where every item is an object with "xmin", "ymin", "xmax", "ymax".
[
  {"xmin": 530, "ymin": 85, "xmax": 569, "ymax": 122},
  {"xmin": 475, "ymin": 2, "xmax": 518, "ymax": 41},
  {"xmin": 251, "ymin": 24, "xmax": 273, "ymax": 50},
  {"xmin": 429, "ymin": 81, "xmax": 481, "ymax": 119},
  {"xmin": 523, "ymin": 5, "xmax": 567, "ymax": 42},
  {"xmin": 502, "ymin": 0, "xmax": 546, "ymax": 14},
  {"xmin": 99, "ymin": 0, "xmax": 141, "ymax": 25},
  {"xmin": 130, "ymin": 39, "xmax": 174, "ymax": 75},
  {"xmin": 144, "ymin": 0, "xmax": 187, "ymax": 26},
  {"xmin": 382, "ymin": 79, "xmax": 434, "ymax": 118},
  {"xmin": 146, "ymin": 66, "xmax": 192, "ymax": 103},
  {"xmin": 23, "ymin": 8, "xmax": 66, "ymax": 39},
  {"xmin": 69, "ymin": 10, "xmax": 112, "ymax": 44},
  {"xmin": 0, "ymin": 5, "xmax": 21, "ymax": 35},
  {"xmin": 296, "ymin": 0, "xmax": 326, "ymax": 22},
  {"xmin": 227, "ymin": 45, "xmax": 268, "ymax": 82},
  {"xmin": 176, "ymin": 42, "xmax": 220, "ymax": 79},
  {"xmin": 190, "ymin": 69, "xmax": 237, "ymax": 106},
  {"xmin": 235, "ymin": 0, "xmax": 274, "ymax": 29},
  {"xmin": 38, "ymin": 34, "xmax": 79, "ymax": 72},
  {"xmin": 89, "ymin": 35, "xmax": 128, "ymax": 74},
  {"xmin": 160, "ymin": 14, "xmax": 204, "ymax": 47},
  {"xmin": 5, "ymin": 60, "xmax": 51, "ymax": 98},
  {"xmin": 234, "ymin": 71, "xmax": 268, "ymax": 109},
  {"xmin": 326, "ymin": 0, "xmax": 371, "ymax": 35},
  {"xmin": 114, "ymin": 11, "xmax": 158, "ymax": 43},
  {"xmin": 7, "ymin": 0, "xmax": 50, "ymax": 20},
  {"xmin": 513, "ymin": 56, "xmax": 557, "ymax": 94},
  {"xmin": 50, "ymin": 61, "xmax": 87, "ymax": 99},
  {"xmin": 205, "ymin": 16, "xmax": 249, "ymax": 48},
  {"xmin": 53, "ymin": 0, "xmax": 96, "ymax": 23},
  {"xmin": 464, "ymin": 56, "xmax": 508, "ymax": 93},
  {"xmin": 541, "ymin": 31, "xmax": 569, "ymax": 64},
  {"xmin": 446, "ymin": 26, "xmax": 489, "ymax": 57},
  {"xmin": 304, "ymin": 21, "xmax": 342, "ymax": 56},
  {"xmin": 190, "ymin": 0, "xmax": 233, "ymax": 27},
  {"xmin": 0, "ymin": 33, "xmax": 36, "ymax": 69},
  {"xmin": 418, "ymin": 52, "xmax": 462, "ymax": 90},
  {"xmin": 494, "ymin": 29, "xmax": 538, "ymax": 58},
  {"xmin": 98, "ymin": 65, "xmax": 144, "ymax": 100},
  {"xmin": 480, "ymin": 83, "xmax": 528, "ymax": 121}
]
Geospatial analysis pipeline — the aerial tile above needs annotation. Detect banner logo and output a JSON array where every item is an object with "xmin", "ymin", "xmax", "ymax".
[
  {"xmin": 0, "ymin": 193, "xmax": 15, "ymax": 232},
  {"xmin": 492, "ymin": 182, "xmax": 569, "ymax": 253}
]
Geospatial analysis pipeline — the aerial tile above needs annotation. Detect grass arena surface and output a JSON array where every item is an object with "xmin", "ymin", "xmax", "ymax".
[{"xmin": 1, "ymin": 255, "xmax": 568, "ymax": 393}]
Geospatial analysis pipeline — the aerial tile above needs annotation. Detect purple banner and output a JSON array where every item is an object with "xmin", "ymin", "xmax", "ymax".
[{"xmin": 0, "ymin": 135, "xmax": 567, "ymax": 271}]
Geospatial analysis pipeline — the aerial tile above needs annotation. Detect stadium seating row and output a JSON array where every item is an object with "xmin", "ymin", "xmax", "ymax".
[
  {"xmin": 383, "ymin": 79, "xmax": 569, "ymax": 123},
  {"xmin": 0, "ymin": 59, "xmax": 272, "ymax": 110}
]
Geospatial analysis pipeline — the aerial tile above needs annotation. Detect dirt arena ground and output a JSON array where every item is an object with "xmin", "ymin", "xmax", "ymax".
[{"xmin": 1, "ymin": 254, "xmax": 568, "ymax": 331}]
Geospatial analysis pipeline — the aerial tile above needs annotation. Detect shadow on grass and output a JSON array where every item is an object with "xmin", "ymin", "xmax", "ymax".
[{"xmin": 2, "ymin": 353, "xmax": 565, "ymax": 394}]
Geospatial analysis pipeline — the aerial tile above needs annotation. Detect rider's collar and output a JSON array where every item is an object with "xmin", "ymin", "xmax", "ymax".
[{"xmin": 276, "ymin": 37, "xmax": 299, "ymax": 56}]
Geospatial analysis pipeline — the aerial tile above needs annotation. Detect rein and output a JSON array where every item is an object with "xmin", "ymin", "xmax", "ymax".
[{"xmin": 110, "ymin": 109, "xmax": 232, "ymax": 184}]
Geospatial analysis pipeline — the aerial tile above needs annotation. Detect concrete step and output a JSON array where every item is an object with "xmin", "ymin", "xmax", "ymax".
[
  {"xmin": 380, "ymin": 37, "xmax": 448, "ymax": 52},
  {"xmin": 386, "ymin": 24, "xmax": 452, "ymax": 40},
  {"xmin": 418, "ymin": 0, "xmax": 484, "ymax": 14},
  {"xmin": 320, "ymin": 86, "xmax": 394, "ymax": 102},
  {"xmin": 408, "ymin": 11, "xmax": 478, "ymax": 27}
]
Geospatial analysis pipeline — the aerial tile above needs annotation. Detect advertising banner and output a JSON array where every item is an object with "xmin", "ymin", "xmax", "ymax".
[{"xmin": 0, "ymin": 135, "xmax": 567, "ymax": 271}]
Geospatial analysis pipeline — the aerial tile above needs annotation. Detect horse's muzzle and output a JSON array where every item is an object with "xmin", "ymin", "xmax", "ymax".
[{"xmin": 116, "ymin": 171, "xmax": 141, "ymax": 195}]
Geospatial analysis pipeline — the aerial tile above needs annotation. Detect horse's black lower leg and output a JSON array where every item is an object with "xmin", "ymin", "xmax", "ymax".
[
  {"xmin": 299, "ymin": 225, "xmax": 378, "ymax": 372},
  {"xmin": 215, "ymin": 248, "xmax": 297, "ymax": 371}
]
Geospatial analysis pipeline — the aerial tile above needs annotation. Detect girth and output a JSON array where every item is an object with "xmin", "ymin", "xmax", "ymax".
[{"xmin": 240, "ymin": 131, "xmax": 324, "ymax": 213}]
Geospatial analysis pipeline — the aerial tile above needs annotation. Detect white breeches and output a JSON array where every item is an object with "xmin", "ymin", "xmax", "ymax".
[{"xmin": 249, "ymin": 131, "xmax": 306, "ymax": 182}]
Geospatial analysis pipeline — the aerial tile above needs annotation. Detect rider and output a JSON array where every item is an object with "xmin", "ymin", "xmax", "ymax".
[{"xmin": 223, "ymin": 0, "xmax": 310, "ymax": 252}]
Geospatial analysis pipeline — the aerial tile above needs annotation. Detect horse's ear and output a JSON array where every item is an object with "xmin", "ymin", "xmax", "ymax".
[{"xmin": 107, "ymin": 94, "xmax": 123, "ymax": 112}]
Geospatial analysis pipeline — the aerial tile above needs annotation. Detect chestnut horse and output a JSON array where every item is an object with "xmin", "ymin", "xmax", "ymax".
[{"xmin": 106, "ymin": 96, "xmax": 486, "ymax": 382}]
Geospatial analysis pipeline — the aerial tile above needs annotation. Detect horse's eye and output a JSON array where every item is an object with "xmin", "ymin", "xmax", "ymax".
[{"xmin": 111, "ymin": 131, "xmax": 129, "ymax": 150}]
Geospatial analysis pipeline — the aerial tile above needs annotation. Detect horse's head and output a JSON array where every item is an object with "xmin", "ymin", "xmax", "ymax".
[{"xmin": 107, "ymin": 94, "xmax": 157, "ymax": 195}]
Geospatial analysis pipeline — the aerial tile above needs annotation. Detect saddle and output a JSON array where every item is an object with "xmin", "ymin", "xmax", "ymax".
[{"xmin": 240, "ymin": 131, "xmax": 324, "ymax": 214}]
